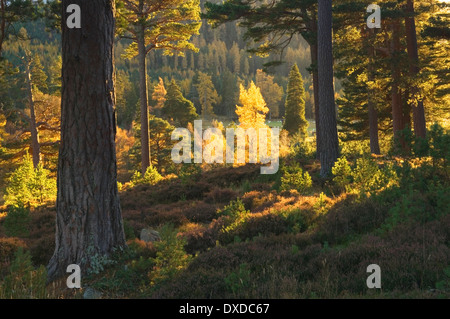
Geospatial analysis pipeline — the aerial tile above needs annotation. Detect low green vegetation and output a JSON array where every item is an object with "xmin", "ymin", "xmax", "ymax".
[{"xmin": 0, "ymin": 124, "xmax": 448, "ymax": 299}]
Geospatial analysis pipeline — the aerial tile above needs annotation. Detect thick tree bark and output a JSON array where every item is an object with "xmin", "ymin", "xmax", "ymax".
[
  {"xmin": 24, "ymin": 55, "xmax": 41, "ymax": 167},
  {"xmin": 305, "ymin": 11, "xmax": 321, "ymax": 160},
  {"xmin": 138, "ymin": 25, "xmax": 151, "ymax": 174},
  {"xmin": 390, "ymin": 21, "xmax": 406, "ymax": 151},
  {"xmin": 367, "ymin": 29, "xmax": 380, "ymax": 155},
  {"xmin": 310, "ymin": 42, "xmax": 321, "ymax": 160},
  {"xmin": 47, "ymin": 0, "xmax": 126, "ymax": 281},
  {"xmin": 317, "ymin": 0, "xmax": 339, "ymax": 177},
  {"xmin": 404, "ymin": 0, "xmax": 426, "ymax": 139}
]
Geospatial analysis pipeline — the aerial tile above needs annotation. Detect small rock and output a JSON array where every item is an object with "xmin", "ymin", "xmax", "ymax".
[
  {"xmin": 83, "ymin": 287, "xmax": 103, "ymax": 299},
  {"xmin": 140, "ymin": 228, "xmax": 161, "ymax": 242}
]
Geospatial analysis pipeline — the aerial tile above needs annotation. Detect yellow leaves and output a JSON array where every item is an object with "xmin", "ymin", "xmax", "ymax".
[{"xmin": 235, "ymin": 81, "xmax": 269, "ymax": 130}]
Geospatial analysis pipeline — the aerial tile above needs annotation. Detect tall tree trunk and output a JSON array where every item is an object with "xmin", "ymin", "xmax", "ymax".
[
  {"xmin": 367, "ymin": 29, "xmax": 380, "ymax": 155},
  {"xmin": 138, "ymin": 25, "xmax": 150, "ymax": 174},
  {"xmin": 404, "ymin": 0, "xmax": 426, "ymax": 139},
  {"xmin": 24, "ymin": 54, "xmax": 41, "ymax": 167},
  {"xmin": 317, "ymin": 0, "xmax": 339, "ymax": 177},
  {"xmin": 47, "ymin": 0, "xmax": 126, "ymax": 281},
  {"xmin": 310, "ymin": 42, "xmax": 321, "ymax": 160},
  {"xmin": 305, "ymin": 11, "xmax": 321, "ymax": 160},
  {"xmin": 390, "ymin": 20, "xmax": 406, "ymax": 151}
]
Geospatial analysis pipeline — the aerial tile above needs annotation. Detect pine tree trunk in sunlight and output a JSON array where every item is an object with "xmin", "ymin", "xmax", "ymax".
[
  {"xmin": 318, "ymin": 0, "xmax": 339, "ymax": 177},
  {"xmin": 47, "ymin": 0, "xmax": 126, "ymax": 281}
]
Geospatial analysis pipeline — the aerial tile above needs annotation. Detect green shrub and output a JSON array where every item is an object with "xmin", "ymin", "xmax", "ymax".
[
  {"xmin": 217, "ymin": 198, "xmax": 250, "ymax": 234},
  {"xmin": 131, "ymin": 165, "xmax": 163, "ymax": 186},
  {"xmin": 4, "ymin": 154, "xmax": 56, "ymax": 207},
  {"xmin": 280, "ymin": 163, "xmax": 312, "ymax": 193},
  {"xmin": 279, "ymin": 209, "xmax": 307, "ymax": 233},
  {"xmin": 3, "ymin": 205, "xmax": 31, "ymax": 237},
  {"xmin": 436, "ymin": 266, "xmax": 450, "ymax": 295},
  {"xmin": 332, "ymin": 156, "xmax": 352, "ymax": 192},
  {"xmin": 225, "ymin": 263, "xmax": 251, "ymax": 298},
  {"xmin": 123, "ymin": 220, "xmax": 136, "ymax": 240},
  {"xmin": 0, "ymin": 247, "xmax": 47, "ymax": 299},
  {"xmin": 290, "ymin": 139, "xmax": 315, "ymax": 160},
  {"xmin": 178, "ymin": 163, "xmax": 202, "ymax": 184},
  {"xmin": 351, "ymin": 157, "xmax": 396, "ymax": 195},
  {"xmin": 0, "ymin": 237, "xmax": 27, "ymax": 263},
  {"xmin": 340, "ymin": 139, "xmax": 370, "ymax": 158},
  {"xmin": 149, "ymin": 224, "xmax": 192, "ymax": 287},
  {"xmin": 428, "ymin": 123, "xmax": 450, "ymax": 169}
]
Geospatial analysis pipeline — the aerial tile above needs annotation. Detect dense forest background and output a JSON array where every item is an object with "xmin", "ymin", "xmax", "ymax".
[{"xmin": 0, "ymin": 0, "xmax": 318, "ymax": 184}]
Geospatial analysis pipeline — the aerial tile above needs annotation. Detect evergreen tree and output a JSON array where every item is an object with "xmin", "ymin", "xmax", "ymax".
[
  {"xmin": 116, "ymin": 69, "xmax": 138, "ymax": 128},
  {"xmin": 116, "ymin": 0, "xmax": 201, "ymax": 173},
  {"xmin": 255, "ymin": 69, "xmax": 283, "ymax": 119},
  {"xmin": 48, "ymin": 55, "xmax": 62, "ymax": 95},
  {"xmin": 0, "ymin": 0, "xmax": 37, "ymax": 57},
  {"xmin": 30, "ymin": 53, "xmax": 48, "ymax": 93},
  {"xmin": 149, "ymin": 115, "xmax": 175, "ymax": 172},
  {"xmin": 282, "ymin": 64, "xmax": 308, "ymax": 137},
  {"xmin": 195, "ymin": 71, "xmax": 220, "ymax": 120},
  {"xmin": 162, "ymin": 79, "xmax": 198, "ymax": 127},
  {"xmin": 218, "ymin": 69, "xmax": 239, "ymax": 118}
]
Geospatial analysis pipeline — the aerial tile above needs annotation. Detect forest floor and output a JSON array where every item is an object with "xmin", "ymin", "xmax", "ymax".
[{"xmin": 0, "ymin": 151, "xmax": 449, "ymax": 299}]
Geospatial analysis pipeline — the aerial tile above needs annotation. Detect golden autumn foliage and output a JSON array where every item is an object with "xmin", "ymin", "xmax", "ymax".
[{"xmin": 235, "ymin": 81, "xmax": 269, "ymax": 130}]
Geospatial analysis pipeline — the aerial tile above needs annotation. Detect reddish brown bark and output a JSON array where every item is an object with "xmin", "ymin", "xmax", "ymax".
[
  {"xmin": 318, "ymin": 0, "xmax": 339, "ymax": 177},
  {"xmin": 404, "ymin": 0, "xmax": 426, "ymax": 139},
  {"xmin": 47, "ymin": 0, "xmax": 126, "ymax": 281},
  {"xmin": 24, "ymin": 54, "xmax": 41, "ymax": 167},
  {"xmin": 390, "ymin": 20, "xmax": 406, "ymax": 150}
]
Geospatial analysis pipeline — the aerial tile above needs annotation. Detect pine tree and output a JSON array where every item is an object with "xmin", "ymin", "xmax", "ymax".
[
  {"xmin": 282, "ymin": 64, "xmax": 308, "ymax": 137},
  {"xmin": 195, "ymin": 71, "xmax": 220, "ymax": 120},
  {"xmin": 47, "ymin": 0, "xmax": 126, "ymax": 281},
  {"xmin": 228, "ymin": 42, "xmax": 240, "ymax": 74},
  {"xmin": 116, "ymin": 0, "xmax": 201, "ymax": 173},
  {"xmin": 0, "ymin": 0, "xmax": 36, "ymax": 57},
  {"xmin": 116, "ymin": 69, "xmax": 138, "ymax": 129},
  {"xmin": 162, "ymin": 79, "xmax": 198, "ymax": 127},
  {"xmin": 218, "ymin": 70, "xmax": 239, "ymax": 118},
  {"xmin": 149, "ymin": 115, "xmax": 175, "ymax": 172},
  {"xmin": 30, "ymin": 54, "xmax": 48, "ymax": 93},
  {"xmin": 255, "ymin": 69, "xmax": 283, "ymax": 119},
  {"xmin": 48, "ymin": 55, "xmax": 62, "ymax": 95}
]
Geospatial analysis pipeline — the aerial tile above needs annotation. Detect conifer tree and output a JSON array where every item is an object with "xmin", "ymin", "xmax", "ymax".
[
  {"xmin": 195, "ymin": 71, "xmax": 220, "ymax": 120},
  {"xmin": 282, "ymin": 64, "xmax": 308, "ymax": 137},
  {"xmin": 218, "ymin": 69, "xmax": 239, "ymax": 118},
  {"xmin": 255, "ymin": 69, "xmax": 283, "ymax": 119},
  {"xmin": 30, "ymin": 54, "xmax": 48, "ymax": 93},
  {"xmin": 162, "ymin": 79, "xmax": 198, "ymax": 127},
  {"xmin": 116, "ymin": 0, "xmax": 201, "ymax": 173},
  {"xmin": 0, "ymin": 0, "xmax": 37, "ymax": 57}
]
